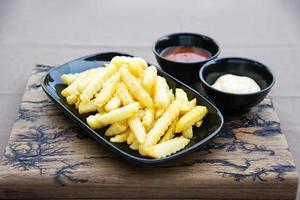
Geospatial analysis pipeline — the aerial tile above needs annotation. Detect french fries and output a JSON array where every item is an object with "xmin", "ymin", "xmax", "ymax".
[
  {"xmin": 130, "ymin": 140, "xmax": 140, "ymax": 150},
  {"xmin": 175, "ymin": 88, "xmax": 197, "ymax": 115},
  {"xmin": 146, "ymin": 136, "xmax": 190, "ymax": 159},
  {"xmin": 195, "ymin": 120, "xmax": 203, "ymax": 128},
  {"xmin": 180, "ymin": 98, "xmax": 197, "ymax": 115},
  {"xmin": 61, "ymin": 73, "xmax": 80, "ymax": 85},
  {"xmin": 116, "ymin": 83, "xmax": 134, "ymax": 106},
  {"xmin": 80, "ymin": 63, "xmax": 117, "ymax": 103},
  {"xmin": 155, "ymin": 107, "xmax": 165, "ymax": 119},
  {"xmin": 86, "ymin": 113, "xmax": 102, "ymax": 129},
  {"xmin": 169, "ymin": 89, "xmax": 175, "ymax": 102},
  {"xmin": 154, "ymin": 76, "xmax": 170, "ymax": 109},
  {"xmin": 105, "ymin": 121, "xmax": 128, "ymax": 136},
  {"xmin": 60, "ymin": 56, "xmax": 208, "ymax": 159},
  {"xmin": 94, "ymin": 72, "xmax": 120, "ymax": 107},
  {"xmin": 137, "ymin": 109, "xmax": 145, "ymax": 119},
  {"xmin": 182, "ymin": 126, "xmax": 193, "ymax": 139},
  {"xmin": 142, "ymin": 107, "xmax": 155, "ymax": 131},
  {"xmin": 175, "ymin": 88, "xmax": 188, "ymax": 102},
  {"xmin": 77, "ymin": 68, "xmax": 104, "ymax": 92},
  {"xmin": 110, "ymin": 129, "xmax": 130, "ymax": 143},
  {"xmin": 128, "ymin": 115, "xmax": 147, "ymax": 144},
  {"xmin": 61, "ymin": 73, "xmax": 88, "ymax": 97},
  {"xmin": 111, "ymin": 56, "xmax": 132, "ymax": 68},
  {"xmin": 142, "ymin": 65, "xmax": 157, "ymax": 95},
  {"xmin": 66, "ymin": 92, "xmax": 80, "ymax": 105},
  {"xmin": 78, "ymin": 100, "xmax": 97, "ymax": 114},
  {"xmin": 87, "ymin": 102, "xmax": 139, "ymax": 129},
  {"xmin": 127, "ymin": 60, "xmax": 144, "ymax": 77},
  {"xmin": 75, "ymin": 98, "xmax": 81, "ymax": 109},
  {"xmin": 176, "ymin": 106, "xmax": 208, "ymax": 133},
  {"xmin": 97, "ymin": 106, "xmax": 106, "ymax": 115},
  {"xmin": 143, "ymin": 100, "xmax": 182, "ymax": 148},
  {"xmin": 104, "ymin": 95, "xmax": 121, "ymax": 112},
  {"xmin": 127, "ymin": 130, "xmax": 135, "ymax": 145},
  {"xmin": 159, "ymin": 122, "xmax": 176, "ymax": 143},
  {"xmin": 133, "ymin": 57, "xmax": 148, "ymax": 69},
  {"xmin": 120, "ymin": 68, "xmax": 153, "ymax": 108}
]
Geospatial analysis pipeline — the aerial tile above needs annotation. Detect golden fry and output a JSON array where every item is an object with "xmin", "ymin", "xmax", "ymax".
[
  {"xmin": 176, "ymin": 106, "xmax": 208, "ymax": 132},
  {"xmin": 66, "ymin": 92, "xmax": 80, "ymax": 105},
  {"xmin": 128, "ymin": 115, "xmax": 147, "ymax": 144},
  {"xmin": 105, "ymin": 120, "xmax": 128, "ymax": 136},
  {"xmin": 75, "ymin": 98, "xmax": 81, "ymax": 109},
  {"xmin": 142, "ymin": 66, "xmax": 157, "ymax": 95},
  {"xmin": 180, "ymin": 98, "xmax": 197, "ymax": 115},
  {"xmin": 78, "ymin": 99, "xmax": 97, "ymax": 114},
  {"xmin": 143, "ymin": 100, "xmax": 181, "ymax": 147},
  {"xmin": 175, "ymin": 88, "xmax": 197, "ymax": 115},
  {"xmin": 155, "ymin": 107, "xmax": 165, "ymax": 119},
  {"xmin": 93, "ymin": 102, "xmax": 139, "ymax": 128},
  {"xmin": 175, "ymin": 88, "xmax": 188, "ymax": 102},
  {"xmin": 133, "ymin": 57, "xmax": 148, "ymax": 69},
  {"xmin": 86, "ymin": 113, "xmax": 102, "ymax": 129},
  {"xmin": 129, "ymin": 140, "xmax": 140, "ymax": 150},
  {"xmin": 159, "ymin": 121, "xmax": 176, "ymax": 143},
  {"xmin": 142, "ymin": 107, "xmax": 155, "ymax": 131},
  {"xmin": 76, "ymin": 71, "xmax": 98, "ymax": 93},
  {"xmin": 154, "ymin": 76, "xmax": 170, "ymax": 109},
  {"xmin": 111, "ymin": 56, "xmax": 132, "ymax": 68},
  {"xmin": 61, "ymin": 74, "xmax": 88, "ymax": 97},
  {"xmin": 77, "ymin": 68, "xmax": 104, "ymax": 92},
  {"xmin": 110, "ymin": 129, "xmax": 130, "ymax": 143},
  {"xmin": 81, "ymin": 63, "xmax": 117, "ymax": 103},
  {"xmin": 62, "ymin": 68, "xmax": 100, "ymax": 97},
  {"xmin": 146, "ymin": 136, "xmax": 190, "ymax": 159},
  {"xmin": 137, "ymin": 109, "xmax": 145, "ymax": 119},
  {"xmin": 120, "ymin": 68, "xmax": 153, "ymax": 108},
  {"xmin": 104, "ymin": 95, "xmax": 121, "ymax": 112},
  {"xmin": 195, "ymin": 120, "xmax": 203, "ymax": 128},
  {"xmin": 97, "ymin": 106, "xmax": 106, "ymax": 115},
  {"xmin": 182, "ymin": 126, "xmax": 193, "ymax": 139},
  {"xmin": 61, "ymin": 73, "xmax": 80, "ymax": 85},
  {"xmin": 128, "ymin": 60, "xmax": 144, "ymax": 77},
  {"xmin": 116, "ymin": 82, "xmax": 134, "ymax": 106},
  {"xmin": 94, "ymin": 72, "xmax": 120, "ymax": 107},
  {"xmin": 127, "ymin": 130, "xmax": 135, "ymax": 145},
  {"xmin": 169, "ymin": 89, "xmax": 175, "ymax": 102}
]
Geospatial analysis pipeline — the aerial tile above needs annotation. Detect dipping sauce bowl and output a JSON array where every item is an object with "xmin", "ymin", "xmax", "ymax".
[
  {"xmin": 153, "ymin": 32, "xmax": 220, "ymax": 83},
  {"xmin": 199, "ymin": 57, "xmax": 275, "ymax": 113}
]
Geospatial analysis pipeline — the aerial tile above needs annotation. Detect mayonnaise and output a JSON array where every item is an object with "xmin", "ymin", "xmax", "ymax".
[{"xmin": 211, "ymin": 74, "xmax": 261, "ymax": 94}]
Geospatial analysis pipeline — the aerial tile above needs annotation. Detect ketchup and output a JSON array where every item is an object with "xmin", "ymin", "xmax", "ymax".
[{"xmin": 161, "ymin": 46, "xmax": 212, "ymax": 63}]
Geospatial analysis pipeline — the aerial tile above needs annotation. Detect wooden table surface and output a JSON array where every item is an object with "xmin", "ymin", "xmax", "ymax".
[{"xmin": 0, "ymin": 0, "xmax": 299, "ymax": 198}]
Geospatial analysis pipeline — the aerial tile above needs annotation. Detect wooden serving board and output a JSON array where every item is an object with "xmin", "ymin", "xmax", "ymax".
[{"xmin": 0, "ymin": 65, "xmax": 298, "ymax": 200}]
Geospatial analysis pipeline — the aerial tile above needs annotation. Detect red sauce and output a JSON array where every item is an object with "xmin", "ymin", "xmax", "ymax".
[{"xmin": 161, "ymin": 46, "xmax": 212, "ymax": 63}]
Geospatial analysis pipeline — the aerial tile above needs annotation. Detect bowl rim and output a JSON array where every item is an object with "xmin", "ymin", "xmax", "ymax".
[
  {"xmin": 199, "ymin": 57, "xmax": 276, "ymax": 96},
  {"xmin": 152, "ymin": 32, "xmax": 221, "ymax": 65}
]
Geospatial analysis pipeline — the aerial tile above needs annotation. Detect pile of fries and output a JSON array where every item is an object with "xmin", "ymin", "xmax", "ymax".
[{"xmin": 60, "ymin": 56, "xmax": 208, "ymax": 158}]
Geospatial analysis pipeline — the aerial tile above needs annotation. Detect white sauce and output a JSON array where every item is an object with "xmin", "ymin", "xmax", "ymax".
[{"xmin": 211, "ymin": 74, "xmax": 261, "ymax": 94}]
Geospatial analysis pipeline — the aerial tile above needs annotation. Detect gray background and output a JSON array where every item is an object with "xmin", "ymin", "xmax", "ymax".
[{"xmin": 0, "ymin": 0, "xmax": 299, "ymax": 198}]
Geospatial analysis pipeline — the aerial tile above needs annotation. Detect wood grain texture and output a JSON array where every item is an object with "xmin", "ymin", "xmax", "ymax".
[{"xmin": 0, "ymin": 65, "xmax": 298, "ymax": 200}]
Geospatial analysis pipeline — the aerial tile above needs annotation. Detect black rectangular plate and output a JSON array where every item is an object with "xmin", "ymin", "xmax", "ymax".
[{"xmin": 42, "ymin": 52, "xmax": 224, "ymax": 164}]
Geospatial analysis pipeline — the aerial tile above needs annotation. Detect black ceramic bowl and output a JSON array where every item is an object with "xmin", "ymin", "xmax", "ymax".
[
  {"xmin": 199, "ymin": 57, "xmax": 275, "ymax": 113},
  {"xmin": 153, "ymin": 32, "xmax": 220, "ymax": 84}
]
